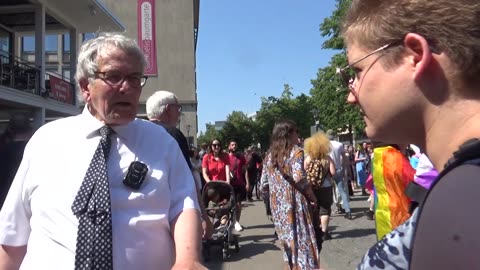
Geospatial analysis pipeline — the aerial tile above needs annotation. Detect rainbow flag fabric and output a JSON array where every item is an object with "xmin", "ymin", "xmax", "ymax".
[{"xmin": 373, "ymin": 146, "xmax": 416, "ymax": 240}]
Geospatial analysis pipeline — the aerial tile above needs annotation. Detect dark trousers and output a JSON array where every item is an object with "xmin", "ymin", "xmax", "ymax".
[{"xmin": 247, "ymin": 171, "xmax": 258, "ymax": 199}]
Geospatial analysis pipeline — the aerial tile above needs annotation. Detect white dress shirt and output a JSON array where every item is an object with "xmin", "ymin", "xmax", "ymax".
[{"xmin": 0, "ymin": 107, "xmax": 199, "ymax": 270}]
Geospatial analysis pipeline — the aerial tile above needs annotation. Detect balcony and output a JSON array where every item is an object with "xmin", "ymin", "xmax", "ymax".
[{"xmin": 0, "ymin": 51, "xmax": 75, "ymax": 105}]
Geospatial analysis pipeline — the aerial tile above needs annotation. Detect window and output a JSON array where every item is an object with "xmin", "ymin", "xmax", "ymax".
[
  {"xmin": 62, "ymin": 68, "xmax": 70, "ymax": 80},
  {"xmin": 0, "ymin": 28, "xmax": 9, "ymax": 53},
  {"xmin": 22, "ymin": 36, "xmax": 35, "ymax": 52},
  {"xmin": 45, "ymin": 35, "xmax": 58, "ymax": 52},
  {"xmin": 63, "ymin": 33, "xmax": 70, "ymax": 52},
  {"xmin": 82, "ymin": 33, "xmax": 96, "ymax": 42}
]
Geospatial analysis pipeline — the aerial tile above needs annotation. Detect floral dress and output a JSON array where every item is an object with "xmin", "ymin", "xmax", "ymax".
[{"xmin": 266, "ymin": 146, "xmax": 319, "ymax": 269}]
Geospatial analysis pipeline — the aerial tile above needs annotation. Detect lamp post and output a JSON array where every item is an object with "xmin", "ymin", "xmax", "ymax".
[
  {"xmin": 186, "ymin": 124, "xmax": 191, "ymax": 146},
  {"xmin": 311, "ymin": 108, "xmax": 320, "ymax": 134}
]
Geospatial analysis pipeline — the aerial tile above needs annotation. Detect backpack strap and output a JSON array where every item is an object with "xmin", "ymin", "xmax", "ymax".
[
  {"xmin": 405, "ymin": 181, "xmax": 429, "ymax": 214},
  {"xmin": 319, "ymin": 159, "xmax": 330, "ymax": 185},
  {"xmin": 413, "ymin": 138, "xmax": 480, "ymax": 210}
]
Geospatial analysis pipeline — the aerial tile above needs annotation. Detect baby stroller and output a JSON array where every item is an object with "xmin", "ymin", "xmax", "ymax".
[{"xmin": 201, "ymin": 181, "xmax": 240, "ymax": 261}]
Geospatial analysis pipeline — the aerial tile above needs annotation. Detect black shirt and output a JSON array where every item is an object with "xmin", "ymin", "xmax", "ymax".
[{"xmin": 152, "ymin": 120, "xmax": 192, "ymax": 169}]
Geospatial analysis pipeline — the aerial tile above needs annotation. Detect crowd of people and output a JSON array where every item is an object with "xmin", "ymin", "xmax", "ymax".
[{"xmin": 1, "ymin": 0, "xmax": 480, "ymax": 268}]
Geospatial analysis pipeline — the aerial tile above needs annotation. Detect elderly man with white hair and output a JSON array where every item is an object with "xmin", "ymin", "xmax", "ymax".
[
  {"xmin": 0, "ymin": 33, "xmax": 205, "ymax": 270},
  {"xmin": 146, "ymin": 91, "xmax": 191, "ymax": 169},
  {"xmin": 146, "ymin": 90, "xmax": 213, "ymax": 239}
]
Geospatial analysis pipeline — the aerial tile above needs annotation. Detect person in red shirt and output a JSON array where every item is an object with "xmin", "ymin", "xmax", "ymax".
[
  {"xmin": 202, "ymin": 139, "xmax": 231, "ymax": 183},
  {"xmin": 227, "ymin": 140, "xmax": 248, "ymax": 232}
]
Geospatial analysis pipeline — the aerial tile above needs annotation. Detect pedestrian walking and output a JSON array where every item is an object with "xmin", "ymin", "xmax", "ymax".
[
  {"xmin": 326, "ymin": 129, "xmax": 353, "ymax": 219},
  {"xmin": 202, "ymin": 139, "xmax": 230, "ymax": 183},
  {"xmin": 304, "ymin": 132, "xmax": 337, "ymax": 241},
  {"xmin": 146, "ymin": 90, "xmax": 213, "ymax": 240},
  {"xmin": 264, "ymin": 119, "xmax": 320, "ymax": 270},
  {"xmin": 227, "ymin": 140, "xmax": 248, "ymax": 232}
]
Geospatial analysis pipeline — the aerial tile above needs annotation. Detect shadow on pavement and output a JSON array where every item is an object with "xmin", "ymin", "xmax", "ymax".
[
  {"xmin": 330, "ymin": 228, "xmax": 376, "ymax": 239},
  {"xmin": 203, "ymin": 238, "xmax": 281, "ymax": 268},
  {"xmin": 349, "ymin": 196, "xmax": 370, "ymax": 202},
  {"xmin": 351, "ymin": 207, "xmax": 370, "ymax": 214},
  {"xmin": 229, "ymin": 241, "xmax": 280, "ymax": 262},
  {"xmin": 238, "ymin": 233, "xmax": 277, "ymax": 244},
  {"xmin": 244, "ymin": 223, "xmax": 275, "ymax": 230}
]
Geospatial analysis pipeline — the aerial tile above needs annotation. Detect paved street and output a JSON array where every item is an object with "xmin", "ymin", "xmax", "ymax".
[{"xmin": 204, "ymin": 193, "xmax": 377, "ymax": 270}]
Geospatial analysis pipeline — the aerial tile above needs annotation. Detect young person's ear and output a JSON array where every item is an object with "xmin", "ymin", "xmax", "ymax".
[{"xmin": 403, "ymin": 33, "xmax": 433, "ymax": 81}]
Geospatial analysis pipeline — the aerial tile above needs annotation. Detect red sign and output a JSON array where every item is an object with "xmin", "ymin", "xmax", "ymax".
[
  {"xmin": 49, "ymin": 76, "xmax": 72, "ymax": 104},
  {"xmin": 138, "ymin": 0, "xmax": 157, "ymax": 76}
]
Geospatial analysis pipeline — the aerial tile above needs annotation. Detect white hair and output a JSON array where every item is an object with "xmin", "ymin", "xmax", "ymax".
[
  {"xmin": 146, "ymin": 90, "xmax": 178, "ymax": 120},
  {"xmin": 75, "ymin": 33, "xmax": 146, "ymax": 101}
]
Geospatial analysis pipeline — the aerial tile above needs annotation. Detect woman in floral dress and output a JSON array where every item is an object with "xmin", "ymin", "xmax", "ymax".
[{"xmin": 264, "ymin": 119, "xmax": 320, "ymax": 270}]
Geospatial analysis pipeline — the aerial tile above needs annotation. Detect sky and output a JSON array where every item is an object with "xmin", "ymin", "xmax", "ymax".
[{"xmin": 196, "ymin": 0, "xmax": 339, "ymax": 134}]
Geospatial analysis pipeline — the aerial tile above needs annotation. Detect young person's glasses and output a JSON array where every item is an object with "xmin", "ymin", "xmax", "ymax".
[
  {"xmin": 212, "ymin": 144, "xmax": 220, "ymax": 148},
  {"xmin": 336, "ymin": 42, "xmax": 400, "ymax": 89}
]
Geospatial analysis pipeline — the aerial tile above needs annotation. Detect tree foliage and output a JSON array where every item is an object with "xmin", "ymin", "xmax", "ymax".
[
  {"xmin": 310, "ymin": 0, "xmax": 365, "ymax": 140},
  {"xmin": 219, "ymin": 111, "xmax": 255, "ymax": 151},
  {"xmin": 254, "ymin": 84, "xmax": 314, "ymax": 151},
  {"xmin": 319, "ymin": 0, "xmax": 352, "ymax": 50},
  {"xmin": 197, "ymin": 123, "xmax": 220, "ymax": 147},
  {"xmin": 309, "ymin": 53, "xmax": 364, "ymax": 136}
]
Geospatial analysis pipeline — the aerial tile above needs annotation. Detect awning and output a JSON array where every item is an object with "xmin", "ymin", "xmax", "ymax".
[{"xmin": 42, "ymin": 0, "xmax": 125, "ymax": 33}]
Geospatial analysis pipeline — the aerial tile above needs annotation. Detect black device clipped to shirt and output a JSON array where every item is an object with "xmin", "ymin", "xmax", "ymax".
[{"xmin": 123, "ymin": 161, "xmax": 148, "ymax": 190}]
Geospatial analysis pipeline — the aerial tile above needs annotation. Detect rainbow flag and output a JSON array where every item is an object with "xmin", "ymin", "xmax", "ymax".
[{"xmin": 373, "ymin": 146, "xmax": 415, "ymax": 240}]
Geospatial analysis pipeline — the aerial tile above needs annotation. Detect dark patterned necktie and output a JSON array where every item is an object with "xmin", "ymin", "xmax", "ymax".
[{"xmin": 72, "ymin": 126, "xmax": 114, "ymax": 270}]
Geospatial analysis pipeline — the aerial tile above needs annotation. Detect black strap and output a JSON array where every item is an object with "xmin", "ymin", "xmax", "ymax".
[
  {"xmin": 405, "ymin": 182, "xmax": 428, "ymax": 214},
  {"xmin": 319, "ymin": 159, "xmax": 330, "ymax": 187},
  {"xmin": 414, "ymin": 138, "xmax": 480, "ymax": 209},
  {"xmin": 277, "ymin": 165, "xmax": 312, "ymax": 203}
]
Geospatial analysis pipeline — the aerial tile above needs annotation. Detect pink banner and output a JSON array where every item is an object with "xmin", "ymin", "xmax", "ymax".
[{"xmin": 137, "ymin": 0, "xmax": 157, "ymax": 76}]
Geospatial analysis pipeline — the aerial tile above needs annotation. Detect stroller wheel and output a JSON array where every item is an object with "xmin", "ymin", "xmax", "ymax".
[
  {"xmin": 233, "ymin": 235, "xmax": 240, "ymax": 253},
  {"xmin": 222, "ymin": 247, "xmax": 229, "ymax": 261}
]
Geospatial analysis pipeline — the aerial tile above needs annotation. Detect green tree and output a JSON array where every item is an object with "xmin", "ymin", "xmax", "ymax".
[
  {"xmin": 319, "ymin": 0, "xmax": 352, "ymax": 50},
  {"xmin": 310, "ymin": 54, "xmax": 364, "ymax": 135},
  {"xmin": 254, "ymin": 84, "xmax": 315, "ymax": 151},
  {"xmin": 220, "ymin": 111, "xmax": 255, "ymax": 151},
  {"xmin": 309, "ymin": 0, "xmax": 364, "ymax": 141},
  {"xmin": 197, "ymin": 123, "xmax": 220, "ymax": 147}
]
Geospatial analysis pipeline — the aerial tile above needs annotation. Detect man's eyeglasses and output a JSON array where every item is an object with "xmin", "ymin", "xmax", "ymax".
[
  {"xmin": 94, "ymin": 71, "xmax": 148, "ymax": 88},
  {"xmin": 166, "ymin": 103, "xmax": 182, "ymax": 112},
  {"xmin": 336, "ymin": 42, "xmax": 400, "ymax": 89}
]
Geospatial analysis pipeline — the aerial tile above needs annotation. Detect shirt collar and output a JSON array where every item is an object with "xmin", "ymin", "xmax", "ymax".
[{"xmin": 81, "ymin": 105, "xmax": 136, "ymax": 141}]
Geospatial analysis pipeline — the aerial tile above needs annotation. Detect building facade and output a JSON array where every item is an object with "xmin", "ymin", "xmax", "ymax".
[
  {"xmin": 0, "ymin": 0, "xmax": 123, "ymax": 133},
  {"xmin": 100, "ymin": 0, "xmax": 200, "ymax": 146},
  {"xmin": 2, "ymin": 0, "xmax": 200, "ymax": 146}
]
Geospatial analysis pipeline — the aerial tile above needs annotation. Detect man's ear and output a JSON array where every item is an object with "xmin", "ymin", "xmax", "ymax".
[
  {"xmin": 165, "ymin": 104, "xmax": 173, "ymax": 114},
  {"xmin": 403, "ymin": 33, "xmax": 433, "ymax": 81},
  {"xmin": 79, "ymin": 78, "xmax": 91, "ymax": 102}
]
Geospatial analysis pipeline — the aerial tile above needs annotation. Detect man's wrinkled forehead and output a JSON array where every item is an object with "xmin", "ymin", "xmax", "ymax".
[{"xmin": 97, "ymin": 45, "xmax": 144, "ymax": 72}]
